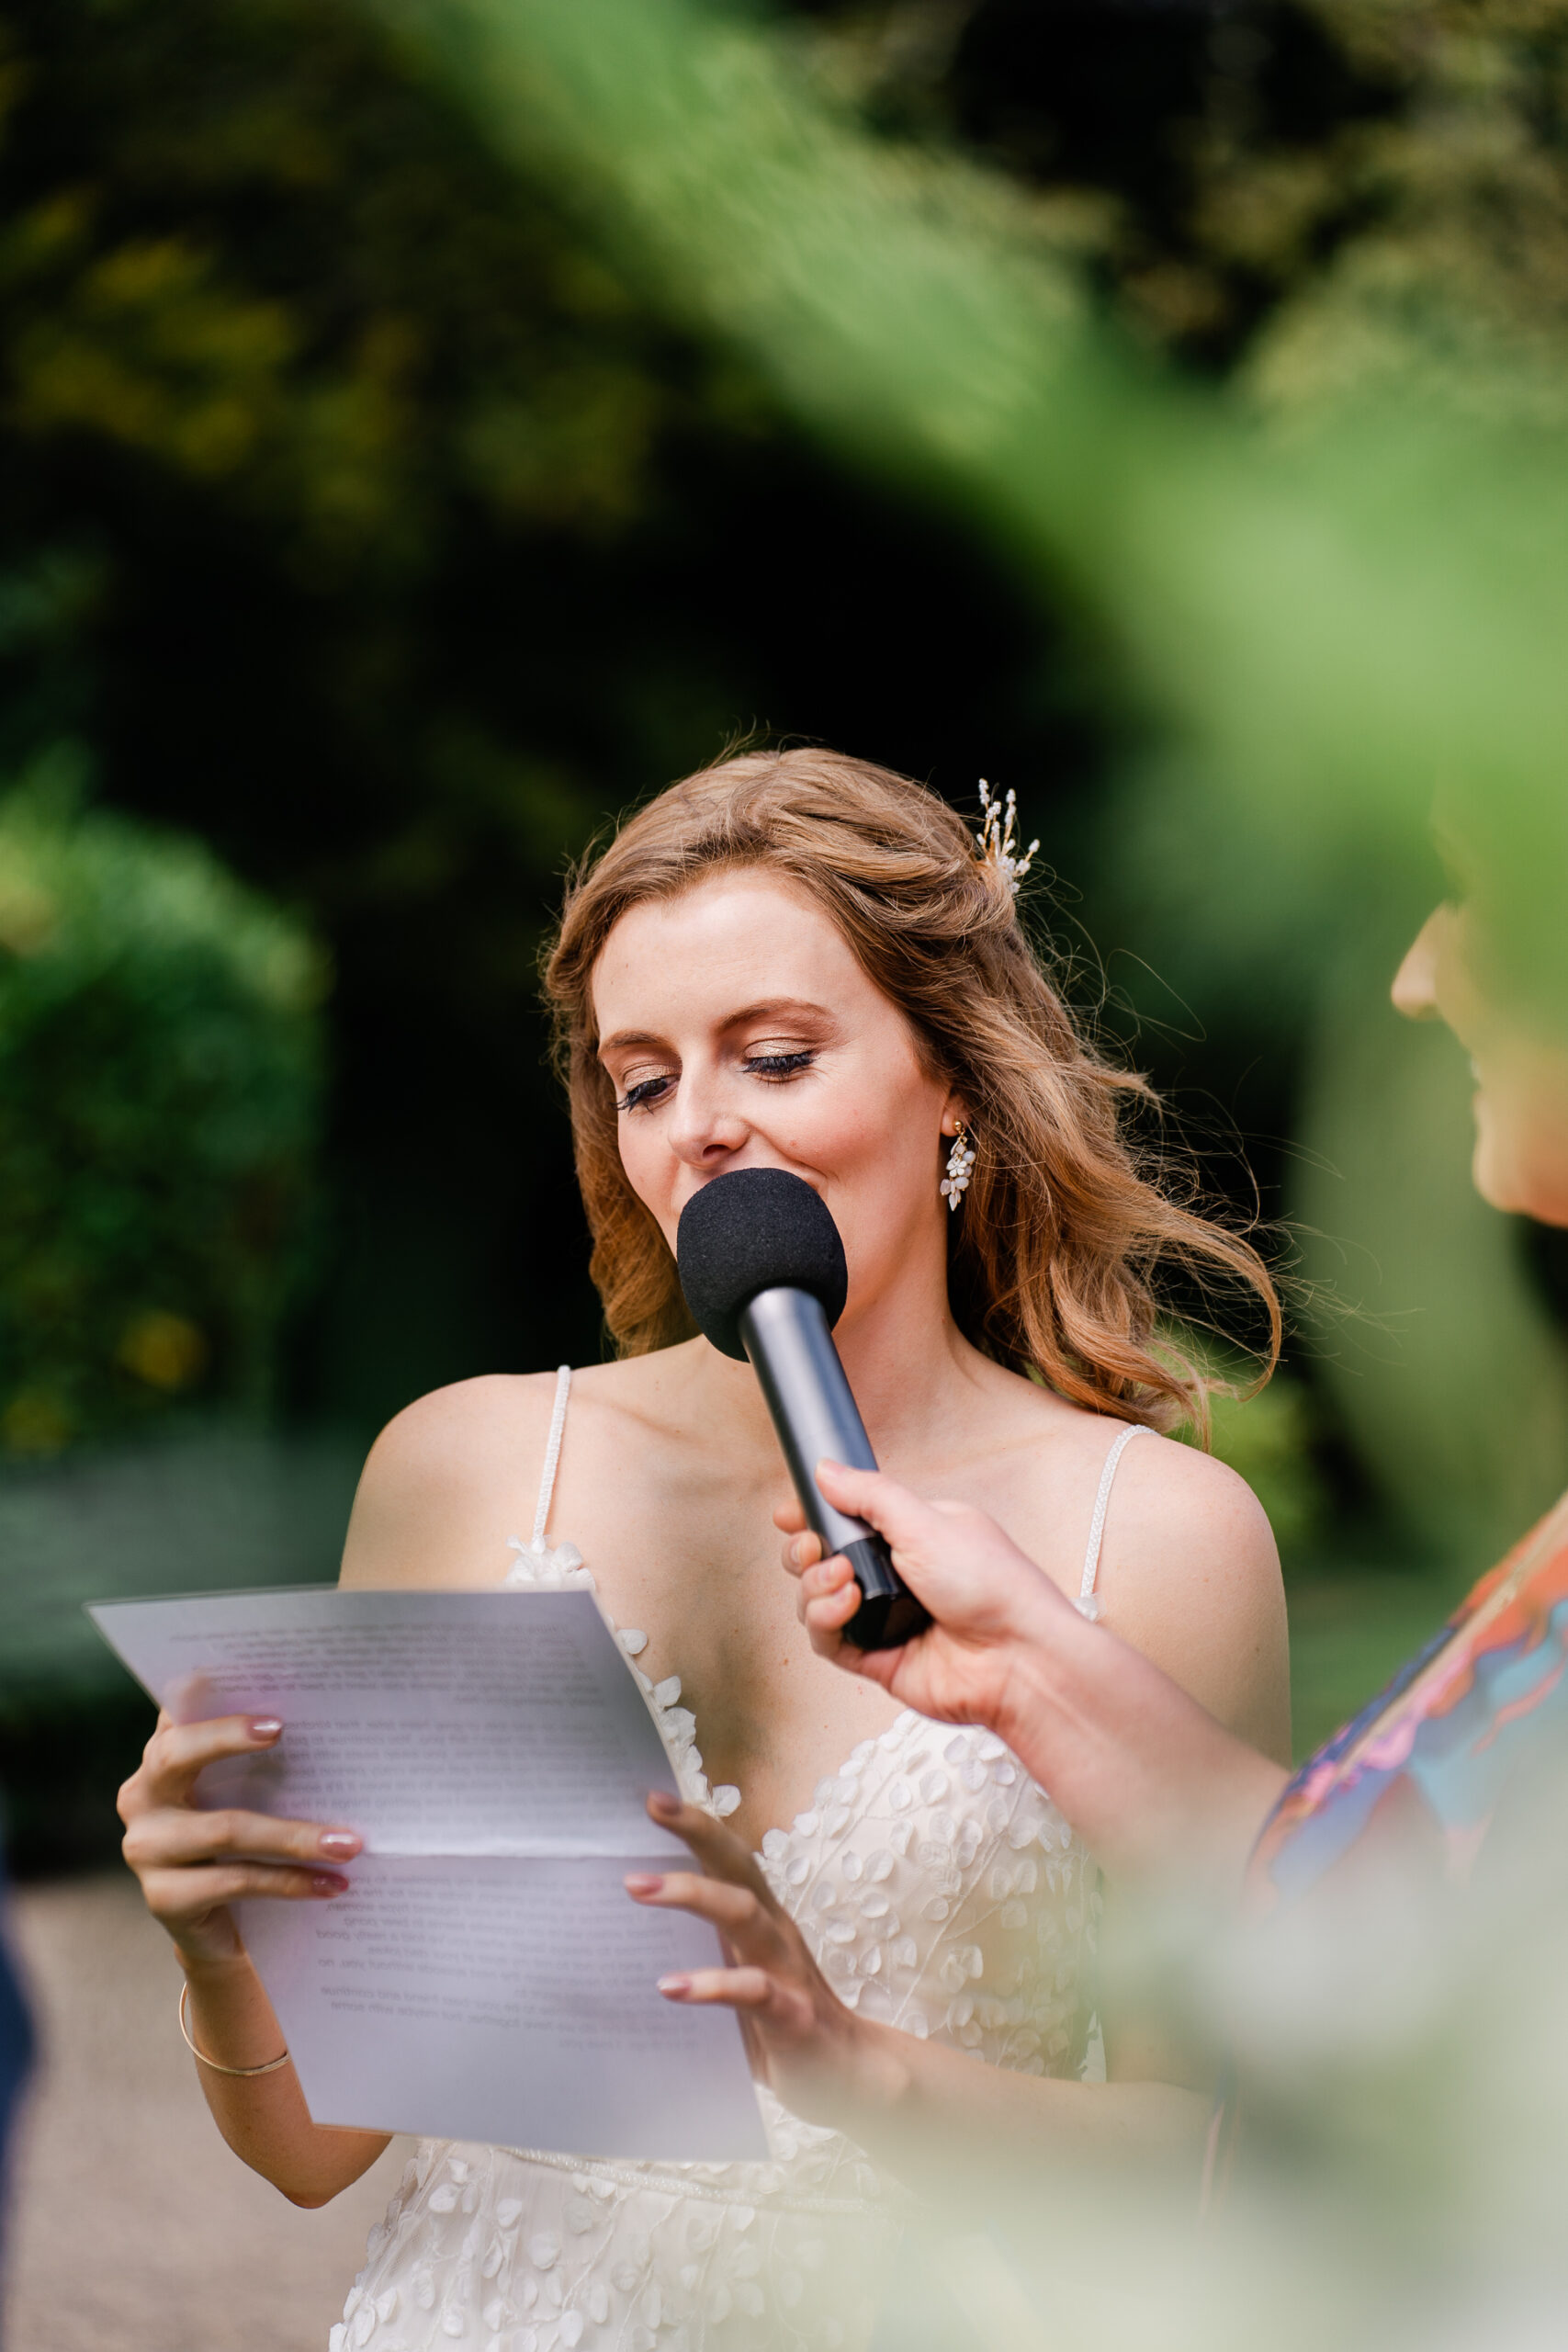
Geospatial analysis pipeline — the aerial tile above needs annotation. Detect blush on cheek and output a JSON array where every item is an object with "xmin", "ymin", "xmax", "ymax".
[{"xmin": 617, "ymin": 1132, "xmax": 678, "ymax": 1246}]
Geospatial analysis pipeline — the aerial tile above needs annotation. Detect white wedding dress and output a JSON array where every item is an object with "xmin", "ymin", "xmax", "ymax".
[{"xmin": 332, "ymin": 1371, "xmax": 1145, "ymax": 2352}]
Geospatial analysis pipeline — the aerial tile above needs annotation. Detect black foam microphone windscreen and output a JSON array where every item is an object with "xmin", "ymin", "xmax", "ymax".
[
  {"xmin": 676, "ymin": 1168, "xmax": 931, "ymax": 1650},
  {"xmin": 676, "ymin": 1166, "xmax": 848, "ymax": 1360}
]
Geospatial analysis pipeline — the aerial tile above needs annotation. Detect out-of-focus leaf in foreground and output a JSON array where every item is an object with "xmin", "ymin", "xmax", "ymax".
[{"xmin": 370, "ymin": 0, "xmax": 1568, "ymax": 951}]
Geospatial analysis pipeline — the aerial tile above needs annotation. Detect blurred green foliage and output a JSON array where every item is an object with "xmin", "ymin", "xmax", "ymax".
[
  {"xmin": 1229, "ymin": 1, "xmax": 1568, "ymax": 424},
  {"xmin": 804, "ymin": 0, "xmax": 1568, "ymax": 417},
  {"xmin": 1207, "ymin": 1375, "xmax": 1326, "ymax": 1565},
  {"xmin": 0, "ymin": 0, "xmax": 704, "ymax": 562},
  {"xmin": 0, "ymin": 769, "xmax": 326, "ymax": 1457}
]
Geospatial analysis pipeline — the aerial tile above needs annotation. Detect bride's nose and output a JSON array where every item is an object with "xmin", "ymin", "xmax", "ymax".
[{"xmin": 665, "ymin": 1068, "xmax": 750, "ymax": 1170}]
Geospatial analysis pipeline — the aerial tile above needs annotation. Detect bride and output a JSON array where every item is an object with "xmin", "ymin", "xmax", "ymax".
[{"xmin": 118, "ymin": 748, "xmax": 1291, "ymax": 2351}]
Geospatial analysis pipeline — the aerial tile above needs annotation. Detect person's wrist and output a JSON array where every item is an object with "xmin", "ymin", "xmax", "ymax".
[
  {"xmin": 783, "ymin": 2005, "xmax": 914, "ymax": 2142},
  {"xmin": 986, "ymin": 1577, "xmax": 1089, "ymax": 1757},
  {"xmin": 1204, "ymin": 1747, "xmax": 1292, "ymax": 1888},
  {"xmin": 175, "ymin": 1933, "xmax": 252, "ymax": 1981},
  {"xmin": 831, "ymin": 2015, "xmax": 914, "ymax": 2134}
]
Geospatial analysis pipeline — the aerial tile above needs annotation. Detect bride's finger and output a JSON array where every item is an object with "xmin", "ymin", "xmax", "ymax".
[
  {"xmin": 121, "ymin": 1713, "xmax": 287, "ymax": 1813},
  {"xmin": 656, "ymin": 1964, "xmax": 814, "ymax": 2029},
  {"xmin": 124, "ymin": 1806, "xmax": 361, "ymax": 1871},
  {"xmin": 625, "ymin": 1871, "xmax": 793, "ymax": 1966},
  {"xmin": 140, "ymin": 1860, "xmax": 349, "ymax": 1916},
  {"xmin": 644, "ymin": 1793, "xmax": 773, "ymax": 1898},
  {"xmin": 772, "ymin": 1495, "xmax": 809, "ymax": 1537}
]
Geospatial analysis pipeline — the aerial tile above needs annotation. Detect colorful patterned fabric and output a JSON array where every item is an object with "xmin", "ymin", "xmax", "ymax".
[{"xmin": 1251, "ymin": 1489, "xmax": 1568, "ymax": 1905}]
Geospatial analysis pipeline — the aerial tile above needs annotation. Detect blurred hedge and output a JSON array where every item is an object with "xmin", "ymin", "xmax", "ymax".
[{"xmin": 0, "ymin": 773, "xmax": 328, "ymax": 1459}]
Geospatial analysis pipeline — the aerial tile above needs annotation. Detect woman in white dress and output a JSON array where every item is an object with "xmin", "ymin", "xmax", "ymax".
[{"xmin": 118, "ymin": 748, "xmax": 1292, "ymax": 2351}]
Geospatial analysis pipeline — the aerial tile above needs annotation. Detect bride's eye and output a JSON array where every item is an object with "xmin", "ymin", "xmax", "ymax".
[
  {"xmin": 741, "ymin": 1049, "xmax": 816, "ymax": 1080},
  {"xmin": 615, "ymin": 1072, "xmax": 675, "ymax": 1113}
]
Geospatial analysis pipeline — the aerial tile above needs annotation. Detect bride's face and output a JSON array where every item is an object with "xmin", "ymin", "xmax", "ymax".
[{"xmin": 592, "ymin": 870, "xmax": 961, "ymax": 1329}]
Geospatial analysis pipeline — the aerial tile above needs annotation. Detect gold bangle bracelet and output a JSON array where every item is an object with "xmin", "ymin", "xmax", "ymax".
[{"xmin": 178, "ymin": 1981, "xmax": 291, "ymax": 2078}]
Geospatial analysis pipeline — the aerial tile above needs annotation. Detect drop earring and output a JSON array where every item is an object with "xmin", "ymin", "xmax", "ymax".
[{"xmin": 941, "ymin": 1123, "xmax": 976, "ymax": 1212}]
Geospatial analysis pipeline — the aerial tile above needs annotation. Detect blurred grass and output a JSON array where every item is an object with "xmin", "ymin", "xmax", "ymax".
[
  {"xmin": 1206, "ymin": 1363, "xmax": 1455, "ymax": 1764},
  {"xmin": 1286, "ymin": 1567, "xmax": 1461, "ymax": 1763}
]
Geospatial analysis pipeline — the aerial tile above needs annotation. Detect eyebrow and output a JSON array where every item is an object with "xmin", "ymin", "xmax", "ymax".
[{"xmin": 597, "ymin": 998, "xmax": 838, "ymax": 1057}]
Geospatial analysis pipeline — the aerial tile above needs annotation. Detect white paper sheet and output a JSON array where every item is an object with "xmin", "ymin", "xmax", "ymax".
[{"xmin": 90, "ymin": 1589, "xmax": 767, "ymax": 2161}]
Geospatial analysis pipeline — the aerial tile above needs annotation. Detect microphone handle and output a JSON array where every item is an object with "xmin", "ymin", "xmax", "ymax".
[{"xmin": 739, "ymin": 1287, "xmax": 932, "ymax": 1652}]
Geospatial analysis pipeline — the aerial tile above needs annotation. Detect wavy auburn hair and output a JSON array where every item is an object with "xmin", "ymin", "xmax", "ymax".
[{"xmin": 544, "ymin": 749, "xmax": 1279, "ymax": 1436}]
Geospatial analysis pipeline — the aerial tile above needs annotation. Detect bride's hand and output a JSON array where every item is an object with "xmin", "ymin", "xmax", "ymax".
[
  {"xmin": 775, "ymin": 1459, "xmax": 1077, "ymax": 1746},
  {"xmin": 626, "ymin": 1792, "xmax": 908, "ymax": 2134},
  {"xmin": 118, "ymin": 1712, "xmax": 362, "ymax": 1969}
]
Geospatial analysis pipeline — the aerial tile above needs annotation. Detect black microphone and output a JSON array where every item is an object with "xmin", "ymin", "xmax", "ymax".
[{"xmin": 676, "ymin": 1167, "xmax": 932, "ymax": 1652}]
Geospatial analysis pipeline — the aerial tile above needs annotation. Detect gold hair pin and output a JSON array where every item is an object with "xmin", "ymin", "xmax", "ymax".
[{"xmin": 975, "ymin": 781, "xmax": 1038, "ymax": 899}]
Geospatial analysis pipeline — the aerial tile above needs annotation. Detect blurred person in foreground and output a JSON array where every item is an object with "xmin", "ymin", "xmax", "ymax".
[
  {"xmin": 0, "ymin": 1865, "xmax": 33, "ymax": 2330},
  {"xmin": 635, "ymin": 861, "xmax": 1568, "ymax": 2341},
  {"xmin": 114, "ymin": 752, "xmax": 1292, "ymax": 2352}
]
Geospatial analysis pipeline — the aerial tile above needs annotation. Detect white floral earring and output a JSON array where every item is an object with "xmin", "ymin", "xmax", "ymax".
[{"xmin": 941, "ymin": 1122, "xmax": 976, "ymax": 1211}]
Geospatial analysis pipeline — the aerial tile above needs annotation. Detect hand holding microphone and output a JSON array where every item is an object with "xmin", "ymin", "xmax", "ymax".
[
  {"xmin": 776, "ymin": 1456, "xmax": 1077, "ymax": 1730},
  {"xmin": 675, "ymin": 1167, "xmax": 931, "ymax": 1651}
]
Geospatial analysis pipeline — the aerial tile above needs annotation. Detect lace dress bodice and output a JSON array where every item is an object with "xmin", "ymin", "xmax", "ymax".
[{"xmin": 333, "ymin": 1374, "xmax": 1145, "ymax": 2352}]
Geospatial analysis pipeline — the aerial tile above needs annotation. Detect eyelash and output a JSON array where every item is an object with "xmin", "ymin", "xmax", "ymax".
[
  {"xmin": 616, "ymin": 1074, "xmax": 673, "ymax": 1113},
  {"xmin": 614, "ymin": 1050, "xmax": 817, "ymax": 1114}
]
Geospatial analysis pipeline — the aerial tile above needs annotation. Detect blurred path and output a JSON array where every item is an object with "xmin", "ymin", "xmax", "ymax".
[{"xmin": 2, "ymin": 1873, "xmax": 406, "ymax": 2352}]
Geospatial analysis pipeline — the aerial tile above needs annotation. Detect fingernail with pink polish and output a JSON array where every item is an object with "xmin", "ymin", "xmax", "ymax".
[
  {"xmin": 624, "ymin": 1873, "xmax": 663, "ymax": 1896},
  {"xmin": 648, "ymin": 1790, "xmax": 680, "ymax": 1819},
  {"xmin": 318, "ymin": 1831, "xmax": 361, "ymax": 1859},
  {"xmin": 249, "ymin": 1717, "xmax": 283, "ymax": 1741},
  {"xmin": 657, "ymin": 1974, "xmax": 691, "ymax": 1996},
  {"xmin": 311, "ymin": 1872, "xmax": 349, "ymax": 1896}
]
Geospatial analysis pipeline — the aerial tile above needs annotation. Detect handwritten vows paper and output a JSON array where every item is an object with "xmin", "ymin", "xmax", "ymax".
[{"xmin": 89, "ymin": 1589, "xmax": 767, "ymax": 2162}]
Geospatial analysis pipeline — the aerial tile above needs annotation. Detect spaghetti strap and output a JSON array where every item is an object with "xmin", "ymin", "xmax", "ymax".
[
  {"xmin": 1077, "ymin": 1420, "xmax": 1151, "ymax": 1619},
  {"xmin": 531, "ymin": 1364, "xmax": 572, "ymax": 1552}
]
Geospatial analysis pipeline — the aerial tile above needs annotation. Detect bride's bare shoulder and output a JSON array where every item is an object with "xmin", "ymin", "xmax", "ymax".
[
  {"xmin": 1091, "ymin": 1420, "xmax": 1291, "ymax": 1763},
  {"xmin": 338, "ymin": 1371, "xmax": 570, "ymax": 1589},
  {"xmin": 338, "ymin": 1359, "xmax": 682, "ymax": 1588},
  {"xmin": 992, "ymin": 1373, "xmax": 1288, "ymax": 1759}
]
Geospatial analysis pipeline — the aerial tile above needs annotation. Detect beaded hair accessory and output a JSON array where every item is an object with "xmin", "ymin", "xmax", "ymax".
[{"xmin": 975, "ymin": 780, "xmax": 1039, "ymax": 899}]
